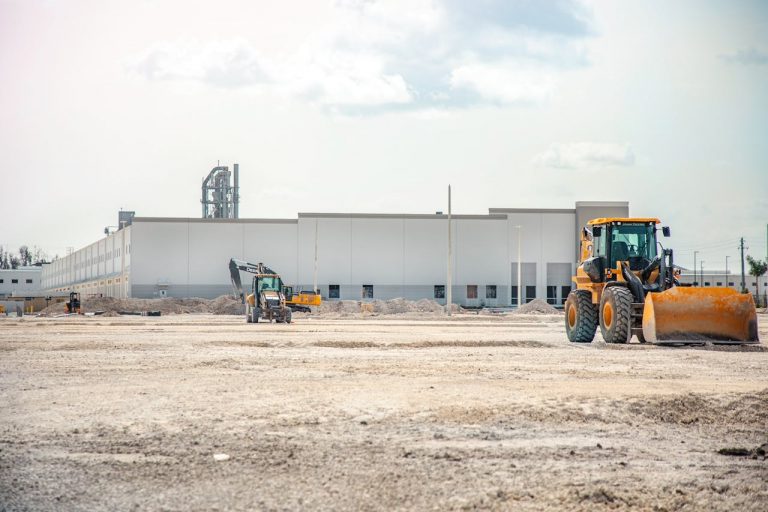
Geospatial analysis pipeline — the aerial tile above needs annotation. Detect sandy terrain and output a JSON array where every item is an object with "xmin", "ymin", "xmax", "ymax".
[{"xmin": 1, "ymin": 312, "xmax": 767, "ymax": 511}]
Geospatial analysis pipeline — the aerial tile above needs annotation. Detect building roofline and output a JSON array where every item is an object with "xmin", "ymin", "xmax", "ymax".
[
  {"xmin": 488, "ymin": 208, "xmax": 575, "ymax": 214},
  {"xmin": 298, "ymin": 212, "xmax": 507, "ymax": 220},
  {"xmin": 574, "ymin": 201, "xmax": 629, "ymax": 207},
  {"xmin": 132, "ymin": 217, "xmax": 298, "ymax": 224}
]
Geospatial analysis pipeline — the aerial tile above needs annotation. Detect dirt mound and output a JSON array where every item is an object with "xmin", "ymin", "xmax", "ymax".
[
  {"xmin": 513, "ymin": 298, "xmax": 561, "ymax": 315},
  {"xmin": 311, "ymin": 298, "xmax": 455, "ymax": 317},
  {"xmin": 38, "ymin": 295, "xmax": 245, "ymax": 316}
]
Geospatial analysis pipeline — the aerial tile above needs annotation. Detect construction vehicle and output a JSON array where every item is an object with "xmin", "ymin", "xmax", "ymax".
[
  {"xmin": 65, "ymin": 292, "xmax": 82, "ymax": 314},
  {"xmin": 565, "ymin": 218, "xmax": 758, "ymax": 344},
  {"xmin": 229, "ymin": 259, "xmax": 292, "ymax": 323},
  {"xmin": 282, "ymin": 286, "xmax": 321, "ymax": 312}
]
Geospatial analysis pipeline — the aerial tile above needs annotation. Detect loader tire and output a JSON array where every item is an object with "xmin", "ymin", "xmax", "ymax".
[
  {"xmin": 565, "ymin": 290, "xmax": 598, "ymax": 343},
  {"xmin": 285, "ymin": 309, "xmax": 292, "ymax": 324},
  {"xmin": 252, "ymin": 308, "xmax": 261, "ymax": 323},
  {"xmin": 246, "ymin": 305, "xmax": 252, "ymax": 323},
  {"xmin": 600, "ymin": 286, "xmax": 632, "ymax": 343}
]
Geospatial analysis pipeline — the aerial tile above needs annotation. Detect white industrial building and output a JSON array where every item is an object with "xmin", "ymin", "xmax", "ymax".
[
  {"xmin": 0, "ymin": 266, "xmax": 43, "ymax": 298},
  {"xmin": 42, "ymin": 201, "xmax": 629, "ymax": 306}
]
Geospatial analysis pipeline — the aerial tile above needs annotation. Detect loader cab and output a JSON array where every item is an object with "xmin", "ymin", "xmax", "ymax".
[
  {"xmin": 252, "ymin": 274, "xmax": 283, "ymax": 295},
  {"xmin": 590, "ymin": 220, "xmax": 659, "ymax": 273}
]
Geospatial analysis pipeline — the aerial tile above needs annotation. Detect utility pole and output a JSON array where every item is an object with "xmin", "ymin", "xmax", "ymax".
[
  {"xmin": 313, "ymin": 218, "xmax": 318, "ymax": 294},
  {"xmin": 446, "ymin": 185, "xmax": 452, "ymax": 316},
  {"xmin": 700, "ymin": 261, "xmax": 704, "ymax": 286},
  {"xmin": 510, "ymin": 225, "xmax": 522, "ymax": 307},
  {"xmin": 693, "ymin": 250, "xmax": 698, "ymax": 286},
  {"xmin": 739, "ymin": 237, "xmax": 746, "ymax": 293}
]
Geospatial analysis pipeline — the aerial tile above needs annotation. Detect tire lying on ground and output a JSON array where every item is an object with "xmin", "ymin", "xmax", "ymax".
[
  {"xmin": 599, "ymin": 286, "xmax": 632, "ymax": 344},
  {"xmin": 565, "ymin": 290, "xmax": 598, "ymax": 343}
]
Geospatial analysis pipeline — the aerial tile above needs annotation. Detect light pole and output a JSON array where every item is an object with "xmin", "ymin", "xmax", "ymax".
[
  {"xmin": 511, "ymin": 225, "xmax": 522, "ymax": 308},
  {"xmin": 446, "ymin": 185, "xmax": 452, "ymax": 316},
  {"xmin": 693, "ymin": 250, "xmax": 699, "ymax": 285},
  {"xmin": 725, "ymin": 255, "xmax": 730, "ymax": 288},
  {"xmin": 700, "ymin": 261, "xmax": 704, "ymax": 286}
]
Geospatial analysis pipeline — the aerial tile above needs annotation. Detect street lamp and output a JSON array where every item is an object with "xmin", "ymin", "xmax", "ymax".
[
  {"xmin": 693, "ymin": 250, "xmax": 699, "ymax": 285},
  {"xmin": 511, "ymin": 225, "xmax": 522, "ymax": 308}
]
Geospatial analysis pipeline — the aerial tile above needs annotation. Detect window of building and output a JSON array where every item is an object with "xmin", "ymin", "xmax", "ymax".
[
  {"xmin": 26, "ymin": 279, "xmax": 32, "ymax": 284},
  {"xmin": 467, "ymin": 285, "xmax": 478, "ymax": 299},
  {"xmin": 561, "ymin": 286, "xmax": 571, "ymax": 305},
  {"xmin": 546, "ymin": 286, "xmax": 557, "ymax": 305},
  {"xmin": 526, "ymin": 285, "xmax": 536, "ymax": 303},
  {"xmin": 511, "ymin": 286, "xmax": 518, "ymax": 305},
  {"xmin": 434, "ymin": 285, "xmax": 445, "ymax": 299},
  {"xmin": 486, "ymin": 285, "xmax": 496, "ymax": 299},
  {"xmin": 704, "ymin": 282, "xmax": 710, "ymax": 286},
  {"xmin": 716, "ymin": 282, "xmax": 722, "ymax": 286},
  {"xmin": 329, "ymin": 284, "xmax": 340, "ymax": 299},
  {"xmin": 729, "ymin": 282, "xmax": 734, "ymax": 286},
  {"xmin": 0, "ymin": 279, "xmax": 3, "ymax": 283},
  {"xmin": 362, "ymin": 284, "xmax": 373, "ymax": 299},
  {"xmin": 12, "ymin": 279, "xmax": 18, "ymax": 284},
  {"xmin": 693, "ymin": 281, "xmax": 699, "ymax": 286}
]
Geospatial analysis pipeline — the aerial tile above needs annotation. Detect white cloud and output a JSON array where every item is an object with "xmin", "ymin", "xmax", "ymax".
[
  {"xmin": 128, "ymin": 39, "xmax": 269, "ymax": 87},
  {"xmin": 127, "ymin": 0, "xmax": 593, "ymax": 111},
  {"xmin": 450, "ymin": 64, "xmax": 555, "ymax": 104},
  {"xmin": 534, "ymin": 142, "xmax": 635, "ymax": 169},
  {"xmin": 719, "ymin": 47, "xmax": 768, "ymax": 65}
]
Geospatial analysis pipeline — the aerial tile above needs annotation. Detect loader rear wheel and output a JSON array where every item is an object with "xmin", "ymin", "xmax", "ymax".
[
  {"xmin": 565, "ymin": 290, "xmax": 598, "ymax": 343},
  {"xmin": 285, "ymin": 309, "xmax": 292, "ymax": 324},
  {"xmin": 600, "ymin": 286, "xmax": 632, "ymax": 343}
]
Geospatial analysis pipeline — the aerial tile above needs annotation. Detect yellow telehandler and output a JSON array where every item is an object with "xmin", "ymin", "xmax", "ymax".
[{"xmin": 565, "ymin": 218, "xmax": 758, "ymax": 344}]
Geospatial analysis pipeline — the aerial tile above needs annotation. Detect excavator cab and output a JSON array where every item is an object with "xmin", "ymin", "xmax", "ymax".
[{"xmin": 566, "ymin": 218, "xmax": 758, "ymax": 345}]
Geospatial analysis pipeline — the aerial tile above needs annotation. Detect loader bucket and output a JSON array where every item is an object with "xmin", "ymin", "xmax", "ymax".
[{"xmin": 642, "ymin": 287, "xmax": 759, "ymax": 343}]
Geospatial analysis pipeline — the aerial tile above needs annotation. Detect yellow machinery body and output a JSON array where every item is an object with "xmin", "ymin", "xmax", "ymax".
[
  {"xmin": 643, "ymin": 287, "xmax": 757, "ymax": 342},
  {"xmin": 566, "ymin": 218, "xmax": 759, "ymax": 344},
  {"xmin": 286, "ymin": 290, "xmax": 321, "ymax": 310}
]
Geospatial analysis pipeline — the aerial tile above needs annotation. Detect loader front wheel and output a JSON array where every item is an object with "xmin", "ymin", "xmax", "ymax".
[
  {"xmin": 600, "ymin": 286, "xmax": 632, "ymax": 343},
  {"xmin": 565, "ymin": 290, "xmax": 598, "ymax": 343}
]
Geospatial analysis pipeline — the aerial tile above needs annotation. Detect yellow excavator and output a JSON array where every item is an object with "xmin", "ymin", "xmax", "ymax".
[{"xmin": 565, "ymin": 218, "xmax": 758, "ymax": 345}]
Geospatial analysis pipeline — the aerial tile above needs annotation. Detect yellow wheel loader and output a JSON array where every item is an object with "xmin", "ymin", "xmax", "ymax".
[{"xmin": 565, "ymin": 218, "xmax": 758, "ymax": 345}]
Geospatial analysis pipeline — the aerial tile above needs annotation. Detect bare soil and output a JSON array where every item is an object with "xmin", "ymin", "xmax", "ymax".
[{"xmin": 1, "ymin": 313, "xmax": 766, "ymax": 511}]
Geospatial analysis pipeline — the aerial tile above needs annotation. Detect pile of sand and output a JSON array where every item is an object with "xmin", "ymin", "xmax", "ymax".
[
  {"xmin": 512, "ymin": 298, "xmax": 561, "ymax": 315},
  {"xmin": 38, "ymin": 295, "xmax": 245, "ymax": 316},
  {"xmin": 312, "ymin": 298, "xmax": 455, "ymax": 317}
]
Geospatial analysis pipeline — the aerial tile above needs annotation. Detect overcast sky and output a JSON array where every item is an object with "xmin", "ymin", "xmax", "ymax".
[{"xmin": 1, "ymin": 0, "xmax": 766, "ymax": 270}]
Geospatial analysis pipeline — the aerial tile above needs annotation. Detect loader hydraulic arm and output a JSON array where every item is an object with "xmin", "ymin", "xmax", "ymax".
[{"xmin": 229, "ymin": 258, "xmax": 280, "ymax": 303}]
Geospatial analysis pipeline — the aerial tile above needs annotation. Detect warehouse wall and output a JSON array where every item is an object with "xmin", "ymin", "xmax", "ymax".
[
  {"xmin": 130, "ymin": 218, "xmax": 298, "ymax": 298},
  {"xmin": 42, "ymin": 201, "xmax": 630, "ymax": 306}
]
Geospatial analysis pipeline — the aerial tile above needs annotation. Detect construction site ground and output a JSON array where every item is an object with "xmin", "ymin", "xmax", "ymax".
[{"xmin": 2, "ymin": 312, "xmax": 767, "ymax": 511}]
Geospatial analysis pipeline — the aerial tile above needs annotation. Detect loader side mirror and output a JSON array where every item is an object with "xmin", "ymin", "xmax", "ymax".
[
  {"xmin": 592, "ymin": 226, "xmax": 602, "ymax": 237},
  {"xmin": 662, "ymin": 226, "xmax": 671, "ymax": 237}
]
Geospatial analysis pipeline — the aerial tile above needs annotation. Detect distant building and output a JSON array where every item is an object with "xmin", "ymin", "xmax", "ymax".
[
  {"xmin": 41, "ymin": 201, "xmax": 630, "ymax": 307},
  {"xmin": 0, "ymin": 266, "xmax": 43, "ymax": 298},
  {"xmin": 678, "ymin": 271, "xmax": 766, "ymax": 291}
]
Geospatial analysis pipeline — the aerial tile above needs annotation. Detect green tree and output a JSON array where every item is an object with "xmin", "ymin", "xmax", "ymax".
[{"xmin": 746, "ymin": 255, "xmax": 768, "ymax": 307}]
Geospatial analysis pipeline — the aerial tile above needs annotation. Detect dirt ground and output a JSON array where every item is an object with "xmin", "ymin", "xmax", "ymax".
[{"xmin": 1, "ymin": 312, "xmax": 767, "ymax": 511}]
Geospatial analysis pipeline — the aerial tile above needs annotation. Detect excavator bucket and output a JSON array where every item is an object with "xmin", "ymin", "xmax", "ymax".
[{"xmin": 642, "ymin": 287, "xmax": 759, "ymax": 344}]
